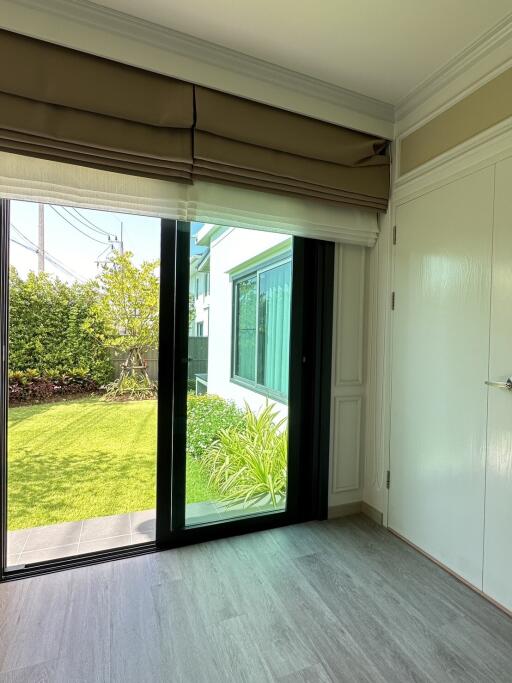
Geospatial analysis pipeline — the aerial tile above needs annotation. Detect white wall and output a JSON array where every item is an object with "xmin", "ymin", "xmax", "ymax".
[
  {"xmin": 189, "ymin": 269, "xmax": 210, "ymax": 336},
  {"xmin": 206, "ymin": 228, "xmax": 290, "ymax": 421}
]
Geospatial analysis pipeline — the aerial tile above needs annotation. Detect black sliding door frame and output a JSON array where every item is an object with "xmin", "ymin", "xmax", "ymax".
[
  {"xmin": 0, "ymin": 200, "xmax": 10, "ymax": 578},
  {"xmin": 0, "ymin": 205, "xmax": 334, "ymax": 581}
]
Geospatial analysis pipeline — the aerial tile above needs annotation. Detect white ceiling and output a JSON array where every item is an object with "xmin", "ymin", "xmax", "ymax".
[{"xmin": 90, "ymin": 0, "xmax": 511, "ymax": 105}]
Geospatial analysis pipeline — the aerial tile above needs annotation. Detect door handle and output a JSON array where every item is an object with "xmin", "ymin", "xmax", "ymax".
[{"xmin": 485, "ymin": 377, "xmax": 512, "ymax": 390}]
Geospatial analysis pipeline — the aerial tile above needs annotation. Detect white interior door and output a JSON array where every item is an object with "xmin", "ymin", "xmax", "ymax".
[
  {"xmin": 389, "ymin": 167, "xmax": 494, "ymax": 588},
  {"xmin": 483, "ymin": 156, "xmax": 512, "ymax": 611}
]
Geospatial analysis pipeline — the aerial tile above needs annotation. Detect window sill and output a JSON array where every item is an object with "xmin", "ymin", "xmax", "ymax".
[{"xmin": 230, "ymin": 376, "xmax": 288, "ymax": 405}]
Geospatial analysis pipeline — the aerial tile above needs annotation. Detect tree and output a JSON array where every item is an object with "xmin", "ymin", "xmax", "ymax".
[{"xmin": 85, "ymin": 252, "xmax": 160, "ymax": 399}]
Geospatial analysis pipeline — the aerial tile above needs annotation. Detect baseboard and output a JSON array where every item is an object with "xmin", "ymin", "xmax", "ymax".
[
  {"xmin": 389, "ymin": 527, "xmax": 512, "ymax": 620},
  {"xmin": 361, "ymin": 502, "xmax": 384, "ymax": 525},
  {"xmin": 328, "ymin": 501, "xmax": 362, "ymax": 519}
]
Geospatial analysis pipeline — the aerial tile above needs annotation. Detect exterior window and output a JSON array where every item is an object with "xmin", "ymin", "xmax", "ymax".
[
  {"xmin": 232, "ymin": 257, "xmax": 291, "ymax": 399},
  {"xmin": 196, "ymin": 321, "xmax": 204, "ymax": 336}
]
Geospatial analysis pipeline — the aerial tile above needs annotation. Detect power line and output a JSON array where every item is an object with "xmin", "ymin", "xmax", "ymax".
[
  {"xmin": 10, "ymin": 237, "xmax": 34, "ymax": 251},
  {"xmin": 10, "ymin": 224, "xmax": 39, "ymax": 249},
  {"xmin": 10, "ymin": 236, "xmax": 82, "ymax": 281},
  {"xmin": 10, "ymin": 224, "xmax": 86, "ymax": 282},
  {"xmin": 48, "ymin": 204, "xmax": 111, "ymax": 244},
  {"xmin": 74, "ymin": 206, "xmax": 122, "ymax": 230},
  {"xmin": 63, "ymin": 206, "xmax": 115, "ymax": 238}
]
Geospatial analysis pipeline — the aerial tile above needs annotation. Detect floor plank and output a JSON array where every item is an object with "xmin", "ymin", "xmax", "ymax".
[{"xmin": 1, "ymin": 516, "xmax": 512, "ymax": 682}]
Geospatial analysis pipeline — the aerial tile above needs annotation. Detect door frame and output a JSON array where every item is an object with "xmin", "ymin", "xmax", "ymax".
[{"xmin": 0, "ymin": 204, "xmax": 334, "ymax": 581}]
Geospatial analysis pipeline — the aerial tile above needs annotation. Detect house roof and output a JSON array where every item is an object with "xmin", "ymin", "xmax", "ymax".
[{"xmin": 195, "ymin": 223, "xmax": 228, "ymax": 246}]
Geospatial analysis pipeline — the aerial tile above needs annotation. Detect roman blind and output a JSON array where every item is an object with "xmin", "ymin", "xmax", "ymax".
[
  {"xmin": 0, "ymin": 30, "xmax": 390, "ymax": 212},
  {"xmin": 194, "ymin": 87, "xmax": 390, "ymax": 211},
  {"xmin": 0, "ymin": 30, "xmax": 194, "ymax": 181},
  {"xmin": 0, "ymin": 151, "xmax": 381, "ymax": 246}
]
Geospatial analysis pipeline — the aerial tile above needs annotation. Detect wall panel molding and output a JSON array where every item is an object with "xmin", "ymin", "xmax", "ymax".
[
  {"xmin": 331, "ymin": 396, "xmax": 362, "ymax": 494},
  {"xmin": 334, "ymin": 245, "xmax": 366, "ymax": 387},
  {"xmin": 329, "ymin": 243, "xmax": 367, "ymax": 509}
]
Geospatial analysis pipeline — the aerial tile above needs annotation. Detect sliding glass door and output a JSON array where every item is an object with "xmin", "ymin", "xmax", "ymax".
[
  {"xmin": 1, "ymin": 204, "xmax": 333, "ymax": 579},
  {"xmin": 3, "ymin": 199, "xmax": 161, "ymax": 567},
  {"xmin": 183, "ymin": 225, "xmax": 293, "ymax": 526}
]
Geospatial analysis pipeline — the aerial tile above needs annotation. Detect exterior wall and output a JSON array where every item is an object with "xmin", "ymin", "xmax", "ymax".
[
  {"xmin": 206, "ymin": 227, "xmax": 290, "ymax": 420},
  {"xmin": 189, "ymin": 270, "xmax": 210, "ymax": 336}
]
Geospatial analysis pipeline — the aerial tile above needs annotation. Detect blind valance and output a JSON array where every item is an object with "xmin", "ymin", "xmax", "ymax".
[
  {"xmin": 0, "ymin": 30, "xmax": 390, "ymax": 212},
  {"xmin": 0, "ymin": 30, "xmax": 194, "ymax": 181},
  {"xmin": 194, "ymin": 87, "xmax": 389, "ymax": 211}
]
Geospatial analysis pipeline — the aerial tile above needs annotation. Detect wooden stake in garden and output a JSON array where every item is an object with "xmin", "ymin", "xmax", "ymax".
[{"xmin": 112, "ymin": 348, "xmax": 156, "ymax": 400}]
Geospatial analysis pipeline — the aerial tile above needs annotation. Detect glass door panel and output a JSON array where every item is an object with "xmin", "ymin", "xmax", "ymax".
[
  {"xmin": 184, "ymin": 224, "xmax": 292, "ymax": 526},
  {"xmin": 6, "ymin": 200, "xmax": 160, "ymax": 567}
]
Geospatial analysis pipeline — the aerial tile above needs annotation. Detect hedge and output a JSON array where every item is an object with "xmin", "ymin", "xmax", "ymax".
[{"xmin": 9, "ymin": 268, "xmax": 113, "ymax": 389}]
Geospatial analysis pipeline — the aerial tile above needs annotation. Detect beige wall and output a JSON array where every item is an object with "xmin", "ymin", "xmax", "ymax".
[{"xmin": 400, "ymin": 67, "xmax": 512, "ymax": 175}]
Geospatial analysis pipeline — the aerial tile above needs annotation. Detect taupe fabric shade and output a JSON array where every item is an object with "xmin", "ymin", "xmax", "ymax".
[
  {"xmin": 0, "ymin": 30, "xmax": 194, "ymax": 181},
  {"xmin": 0, "ymin": 30, "xmax": 390, "ymax": 210},
  {"xmin": 194, "ymin": 87, "xmax": 390, "ymax": 210}
]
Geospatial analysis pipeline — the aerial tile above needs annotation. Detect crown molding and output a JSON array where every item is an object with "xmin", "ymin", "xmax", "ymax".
[
  {"xmin": 3, "ymin": 0, "xmax": 512, "ymax": 145},
  {"xmin": 396, "ymin": 11, "xmax": 512, "ymax": 130},
  {"xmin": 0, "ymin": 0, "xmax": 394, "ymax": 136}
]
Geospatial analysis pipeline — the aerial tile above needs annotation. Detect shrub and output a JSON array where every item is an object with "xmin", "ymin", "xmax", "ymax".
[
  {"xmin": 201, "ymin": 402, "xmax": 287, "ymax": 507},
  {"xmin": 186, "ymin": 394, "xmax": 243, "ymax": 459},
  {"xmin": 9, "ymin": 268, "xmax": 113, "ymax": 386},
  {"xmin": 9, "ymin": 369, "xmax": 99, "ymax": 405}
]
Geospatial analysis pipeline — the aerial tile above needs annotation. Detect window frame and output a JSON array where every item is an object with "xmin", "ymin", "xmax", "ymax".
[
  {"xmin": 0, "ymin": 204, "xmax": 334, "ymax": 582},
  {"xmin": 230, "ymin": 252, "xmax": 292, "ymax": 404}
]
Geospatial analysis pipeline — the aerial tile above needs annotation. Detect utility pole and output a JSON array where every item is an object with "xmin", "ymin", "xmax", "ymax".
[
  {"xmin": 38, "ymin": 203, "xmax": 45, "ymax": 272},
  {"xmin": 119, "ymin": 221, "xmax": 124, "ymax": 255}
]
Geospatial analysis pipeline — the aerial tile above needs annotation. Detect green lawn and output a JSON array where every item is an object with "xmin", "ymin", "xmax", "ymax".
[{"xmin": 7, "ymin": 397, "xmax": 215, "ymax": 531}]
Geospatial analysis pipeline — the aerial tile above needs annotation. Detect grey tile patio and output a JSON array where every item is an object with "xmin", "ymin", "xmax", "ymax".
[
  {"xmin": 23, "ymin": 520, "xmax": 82, "ymax": 551},
  {"xmin": 78, "ymin": 534, "xmax": 133, "ymax": 554},
  {"xmin": 130, "ymin": 509, "xmax": 155, "ymax": 536},
  {"xmin": 7, "ymin": 510, "xmax": 156, "ymax": 565},
  {"xmin": 19, "ymin": 543, "xmax": 79, "ymax": 564},
  {"xmin": 131, "ymin": 532, "xmax": 155, "ymax": 544},
  {"xmin": 185, "ymin": 501, "xmax": 221, "ymax": 525},
  {"xmin": 6, "ymin": 500, "xmax": 279, "ymax": 566},
  {"xmin": 6, "ymin": 528, "xmax": 31, "ymax": 555},
  {"xmin": 81, "ymin": 513, "xmax": 131, "ymax": 541}
]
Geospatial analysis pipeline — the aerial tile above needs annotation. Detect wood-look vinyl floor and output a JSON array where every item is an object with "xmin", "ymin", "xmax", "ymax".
[{"xmin": 1, "ymin": 515, "xmax": 511, "ymax": 682}]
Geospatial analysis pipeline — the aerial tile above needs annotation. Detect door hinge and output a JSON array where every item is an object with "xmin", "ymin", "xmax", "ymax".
[
  {"xmin": 386, "ymin": 470, "xmax": 391, "ymax": 489},
  {"xmin": 392, "ymin": 225, "xmax": 397, "ymax": 245},
  {"xmin": 391, "ymin": 291, "xmax": 395, "ymax": 310}
]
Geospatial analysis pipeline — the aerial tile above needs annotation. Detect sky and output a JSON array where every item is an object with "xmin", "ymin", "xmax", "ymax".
[{"xmin": 9, "ymin": 199, "xmax": 206, "ymax": 283}]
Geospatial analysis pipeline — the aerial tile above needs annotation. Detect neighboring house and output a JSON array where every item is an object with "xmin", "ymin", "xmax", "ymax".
[
  {"xmin": 195, "ymin": 224, "xmax": 292, "ymax": 420},
  {"xmin": 189, "ymin": 252, "xmax": 210, "ymax": 337}
]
